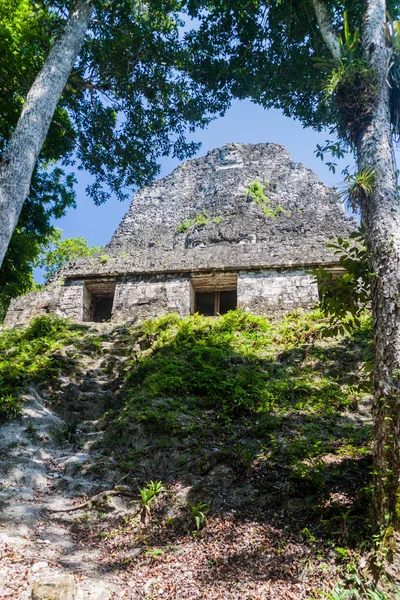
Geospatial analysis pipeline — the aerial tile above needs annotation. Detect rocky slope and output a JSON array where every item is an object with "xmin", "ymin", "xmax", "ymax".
[{"xmin": 0, "ymin": 312, "xmax": 388, "ymax": 599}]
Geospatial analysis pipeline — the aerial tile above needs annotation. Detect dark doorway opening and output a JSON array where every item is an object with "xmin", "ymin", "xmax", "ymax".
[
  {"xmin": 220, "ymin": 290, "xmax": 237, "ymax": 313},
  {"xmin": 93, "ymin": 295, "xmax": 114, "ymax": 322},
  {"xmin": 195, "ymin": 292, "xmax": 215, "ymax": 316},
  {"xmin": 83, "ymin": 279, "xmax": 116, "ymax": 322}
]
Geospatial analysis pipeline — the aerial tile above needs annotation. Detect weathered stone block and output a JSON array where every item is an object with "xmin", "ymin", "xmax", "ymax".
[{"xmin": 31, "ymin": 575, "xmax": 76, "ymax": 600}]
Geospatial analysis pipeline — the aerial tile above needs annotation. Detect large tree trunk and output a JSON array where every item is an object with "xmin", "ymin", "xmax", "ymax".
[
  {"xmin": 312, "ymin": 0, "xmax": 400, "ymax": 539},
  {"xmin": 358, "ymin": 1, "xmax": 400, "ymax": 534},
  {"xmin": 0, "ymin": 0, "xmax": 93, "ymax": 268}
]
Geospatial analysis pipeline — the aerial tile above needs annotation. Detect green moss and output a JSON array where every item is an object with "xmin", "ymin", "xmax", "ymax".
[
  {"xmin": 395, "ymin": 485, "xmax": 400, "ymax": 526},
  {"xmin": 381, "ymin": 524, "xmax": 397, "ymax": 562}
]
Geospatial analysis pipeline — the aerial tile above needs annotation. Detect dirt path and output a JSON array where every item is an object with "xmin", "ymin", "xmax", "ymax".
[{"xmin": 0, "ymin": 363, "xmax": 119, "ymax": 599}]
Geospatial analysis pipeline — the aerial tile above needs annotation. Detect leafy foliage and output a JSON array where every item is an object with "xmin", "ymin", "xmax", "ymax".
[
  {"xmin": 0, "ymin": 0, "xmax": 229, "ymax": 298},
  {"xmin": 341, "ymin": 169, "xmax": 375, "ymax": 213},
  {"xmin": 139, "ymin": 480, "xmax": 165, "ymax": 508},
  {"xmin": 0, "ymin": 225, "xmax": 101, "ymax": 321},
  {"xmin": 323, "ymin": 58, "xmax": 378, "ymax": 144},
  {"xmin": 185, "ymin": 1, "xmax": 348, "ymax": 132},
  {"xmin": 184, "ymin": 3, "xmax": 399, "ymax": 149},
  {"xmin": 189, "ymin": 501, "xmax": 209, "ymax": 530},
  {"xmin": 316, "ymin": 11, "xmax": 378, "ymax": 144},
  {"xmin": 0, "ymin": 315, "xmax": 99, "ymax": 422},
  {"xmin": 37, "ymin": 229, "xmax": 103, "ymax": 283},
  {"xmin": 2, "ymin": 0, "xmax": 228, "ymax": 205},
  {"xmin": 311, "ymin": 230, "xmax": 371, "ymax": 337}
]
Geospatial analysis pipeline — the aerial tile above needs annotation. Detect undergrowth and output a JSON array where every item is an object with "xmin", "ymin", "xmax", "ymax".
[
  {"xmin": 111, "ymin": 308, "xmax": 370, "ymax": 428},
  {"xmin": 0, "ymin": 309, "xmax": 378, "ymax": 597},
  {"xmin": 0, "ymin": 315, "xmax": 101, "ymax": 423},
  {"xmin": 103, "ymin": 309, "xmax": 373, "ymax": 502}
]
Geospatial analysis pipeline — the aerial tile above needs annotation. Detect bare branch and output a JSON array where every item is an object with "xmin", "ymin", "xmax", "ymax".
[{"xmin": 311, "ymin": 0, "xmax": 341, "ymax": 63}]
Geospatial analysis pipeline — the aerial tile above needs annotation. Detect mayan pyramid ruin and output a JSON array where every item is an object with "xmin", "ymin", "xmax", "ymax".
[{"xmin": 5, "ymin": 143, "xmax": 356, "ymax": 325}]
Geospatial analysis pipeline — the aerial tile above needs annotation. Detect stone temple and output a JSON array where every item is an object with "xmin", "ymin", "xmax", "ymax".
[{"xmin": 5, "ymin": 143, "xmax": 356, "ymax": 325}]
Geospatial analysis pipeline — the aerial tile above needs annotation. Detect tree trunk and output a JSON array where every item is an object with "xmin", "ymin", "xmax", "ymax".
[
  {"xmin": 0, "ymin": 0, "xmax": 93, "ymax": 268},
  {"xmin": 358, "ymin": 0, "xmax": 400, "ymax": 533}
]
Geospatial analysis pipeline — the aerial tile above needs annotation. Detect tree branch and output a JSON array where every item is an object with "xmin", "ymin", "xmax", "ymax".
[{"xmin": 311, "ymin": 0, "xmax": 341, "ymax": 63}]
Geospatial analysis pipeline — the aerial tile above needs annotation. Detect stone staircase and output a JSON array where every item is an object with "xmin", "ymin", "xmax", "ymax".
[{"xmin": 0, "ymin": 332, "xmax": 129, "ymax": 599}]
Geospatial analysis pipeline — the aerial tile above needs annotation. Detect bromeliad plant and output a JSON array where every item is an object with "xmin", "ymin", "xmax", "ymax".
[
  {"xmin": 316, "ymin": 12, "xmax": 378, "ymax": 145},
  {"xmin": 341, "ymin": 168, "xmax": 375, "ymax": 213}
]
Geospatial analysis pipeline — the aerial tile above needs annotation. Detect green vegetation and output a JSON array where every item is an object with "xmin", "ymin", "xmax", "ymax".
[
  {"xmin": 176, "ymin": 211, "xmax": 223, "ymax": 233},
  {"xmin": 246, "ymin": 180, "xmax": 286, "ymax": 219},
  {"xmin": 311, "ymin": 230, "xmax": 371, "ymax": 338},
  {"xmin": 0, "ymin": 309, "xmax": 372, "ymax": 466},
  {"xmin": 318, "ymin": 12, "xmax": 378, "ymax": 145},
  {"xmin": 341, "ymin": 168, "xmax": 375, "ymax": 213},
  {"xmin": 104, "ymin": 309, "xmax": 372, "ymax": 482},
  {"xmin": 139, "ymin": 480, "xmax": 165, "ymax": 508},
  {"xmin": 0, "ymin": 309, "xmax": 379, "ymax": 596},
  {"xmin": 37, "ymin": 229, "xmax": 104, "ymax": 283},
  {"xmin": 0, "ymin": 229, "xmax": 103, "ymax": 322},
  {"xmin": 0, "ymin": 315, "xmax": 101, "ymax": 423},
  {"xmin": 189, "ymin": 501, "xmax": 209, "ymax": 530}
]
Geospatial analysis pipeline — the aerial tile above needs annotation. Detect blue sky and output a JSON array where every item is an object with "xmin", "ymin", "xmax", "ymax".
[{"xmin": 55, "ymin": 98, "xmax": 353, "ymax": 248}]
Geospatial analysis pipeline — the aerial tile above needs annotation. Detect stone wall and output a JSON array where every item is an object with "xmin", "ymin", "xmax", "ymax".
[
  {"xmin": 82, "ymin": 283, "xmax": 93, "ymax": 322},
  {"xmin": 110, "ymin": 269, "xmax": 319, "ymax": 322},
  {"xmin": 112, "ymin": 274, "xmax": 191, "ymax": 322},
  {"xmin": 4, "ymin": 287, "xmax": 63, "ymax": 326},
  {"xmin": 57, "ymin": 280, "xmax": 85, "ymax": 322},
  {"xmin": 4, "ymin": 269, "xmax": 320, "ymax": 326},
  {"xmin": 237, "ymin": 269, "xmax": 319, "ymax": 315},
  {"xmin": 4, "ymin": 281, "xmax": 86, "ymax": 326}
]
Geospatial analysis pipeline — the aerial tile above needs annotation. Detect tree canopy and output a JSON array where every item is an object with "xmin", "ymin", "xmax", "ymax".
[
  {"xmin": 0, "ymin": 0, "xmax": 228, "ymax": 305},
  {"xmin": 2, "ymin": 0, "xmax": 226, "ymax": 205},
  {"xmin": 185, "ymin": 0, "xmax": 400, "ymax": 151},
  {"xmin": 37, "ymin": 228, "xmax": 103, "ymax": 283}
]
